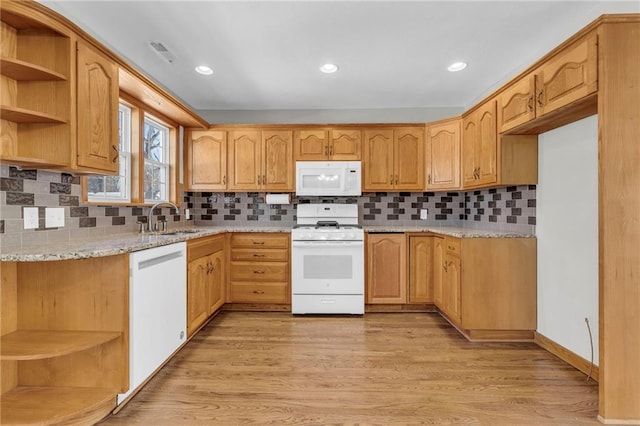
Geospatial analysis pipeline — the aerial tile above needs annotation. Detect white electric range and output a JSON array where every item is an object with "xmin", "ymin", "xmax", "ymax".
[{"xmin": 291, "ymin": 204, "xmax": 364, "ymax": 315}]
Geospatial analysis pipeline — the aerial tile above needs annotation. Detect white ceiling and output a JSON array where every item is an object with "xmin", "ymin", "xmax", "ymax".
[{"xmin": 40, "ymin": 0, "xmax": 639, "ymax": 115}]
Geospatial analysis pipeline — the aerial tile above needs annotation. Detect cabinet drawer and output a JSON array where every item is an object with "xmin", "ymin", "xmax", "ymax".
[
  {"xmin": 230, "ymin": 262, "xmax": 288, "ymax": 282},
  {"xmin": 230, "ymin": 233, "xmax": 289, "ymax": 249},
  {"xmin": 445, "ymin": 238, "xmax": 461, "ymax": 256},
  {"xmin": 231, "ymin": 248, "xmax": 289, "ymax": 262},
  {"xmin": 229, "ymin": 282, "xmax": 289, "ymax": 303},
  {"xmin": 187, "ymin": 235, "xmax": 224, "ymax": 261}
]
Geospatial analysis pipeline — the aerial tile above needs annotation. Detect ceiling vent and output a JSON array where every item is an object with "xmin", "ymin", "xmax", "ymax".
[{"xmin": 149, "ymin": 41, "xmax": 176, "ymax": 64}]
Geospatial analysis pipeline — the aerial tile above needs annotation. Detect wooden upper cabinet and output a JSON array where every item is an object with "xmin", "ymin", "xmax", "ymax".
[
  {"xmin": 536, "ymin": 33, "xmax": 598, "ymax": 116},
  {"xmin": 366, "ymin": 233, "xmax": 406, "ymax": 304},
  {"xmin": 363, "ymin": 129, "xmax": 394, "ymax": 190},
  {"xmin": 294, "ymin": 129, "xmax": 328, "ymax": 160},
  {"xmin": 497, "ymin": 74, "xmax": 537, "ymax": 133},
  {"xmin": 330, "ymin": 129, "xmax": 361, "ymax": 160},
  {"xmin": 228, "ymin": 129, "xmax": 293, "ymax": 191},
  {"xmin": 294, "ymin": 128, "xmax": 361, "ymax": 160},
  {"xmin": 394, "ymin": 127, "xmax": 425, "ymax": 190},
  {"xmin": 262, "ymin": 129, "xmax": 293, "ymax": 191},
  {"xmin": 426, "ymin": 118, "xmax": 461, "ymax": 190},
  {"xmin": 364, "ymin": 127, "xmax": 424, "ymax": 191},
  {"xmin": 462, "ymin": 100, "xmax": 497, "ymax": 188},
  {"xmin": 185, "ymin": 129, "xmax": 227, "ymax": 190},
  {"xmin": 498, "ymin": 33, "xmax": 598, "ymax": 133},
  {"xmin": 76, "ymin": 40, "xmax": 119, "ymax": 174},
  {"xmin": 228, "ymin": 130, "xmax": 261, "ymax": 190},
  {"xmin": 477, "ymin": 103, "xmax": 497, "ymax": 186}
]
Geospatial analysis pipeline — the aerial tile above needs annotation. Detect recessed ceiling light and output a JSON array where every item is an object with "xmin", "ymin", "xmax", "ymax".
[
  {"xmin": 447, "ymin": 62, "xmax": 467, "ymax": 72},
  {"xmin": 195, "ymin": 65, "xmax": 213, "ymax": 75},
  {"xmin": 320, "ymin": 63, "xmax": 339, "ymax": 74}
]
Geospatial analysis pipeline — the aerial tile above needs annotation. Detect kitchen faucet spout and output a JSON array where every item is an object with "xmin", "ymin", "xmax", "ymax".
[{"xmin": 147, "ymin": 202, "xmax": 179, "ymax": 233}]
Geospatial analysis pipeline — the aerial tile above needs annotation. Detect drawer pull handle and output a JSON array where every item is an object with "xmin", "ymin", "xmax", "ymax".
[
  {"xmin": 253, "ymin": 290, "xmax": 265, "ymax": 294},
  {"xmin": 448, "ymin": 245, "xmax": 455, "ymax": 250},
  {"xmin": 253, "ymin": 254, "xmax": 265, "ymax": 258},
  {"xmin": 252, "ymin": 241, "xmax": 265, "ymax": 245},
  {"xmin": 253, "ymin": 270, "xmax": 265, "ymax": 274}
]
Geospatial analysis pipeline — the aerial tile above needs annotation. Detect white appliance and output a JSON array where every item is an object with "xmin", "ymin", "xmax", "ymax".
[
  {"xmin": 291, "ymin": 204, "xmax": 364, "ymax": 314},
  {"xmin": 295, "ymin": 161, "xmax": 362, "ymax": 196},
  {"xmin": 118, "ymin": 242, "xmax": 187, "ymax": 404}
]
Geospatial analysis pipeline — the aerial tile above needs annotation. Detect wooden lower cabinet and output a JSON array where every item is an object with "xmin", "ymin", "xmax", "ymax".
[
  {"xmin": 442, "ymin": 239, "xmax": 462, "ymax": 324},
  {"xmin": 0, "ymin": 256, "xmax": 128, "ymax": 425},
  {"xmin": 408, "ymin": 235, "xmax": 434, "ymax": 303},
  {"xmin": 187, "ymin": 235, "xmax": 225, "ymax": 337},
  {"xmin": 228, "ymin": 233, "xmax": 290, "ymax": 304},
  {"xmin": 366, "ymin": 233, "xmax": 406, "ymax": 303},
  {"xmin": 434, "ymin": 236, "xmax": 537, "ymax": 341}
]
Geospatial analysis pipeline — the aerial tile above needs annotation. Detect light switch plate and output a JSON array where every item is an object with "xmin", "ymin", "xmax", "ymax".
[
  {"xmin": 23, "ymin": 207, "xmax": 39, "ymax": 229},
  {"xmin": 420, "ymin": 209, "xmax": 428, "ymax": 220},
  {"xmin": 45, "ymin": 207, "xmax": 65, "ymax": 228}
]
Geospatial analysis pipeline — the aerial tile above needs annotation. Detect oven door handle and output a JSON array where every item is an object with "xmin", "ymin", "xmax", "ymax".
[{"xmin": 292, "ymin": 241, "xmax": 364, "ymax": 248}]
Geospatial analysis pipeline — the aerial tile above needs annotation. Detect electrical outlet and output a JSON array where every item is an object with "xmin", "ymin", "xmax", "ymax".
[
  {"xmin": 23, "ymin": 207, "xmax": 39, "ymax": 229},
  {"xmin": 45, "ymin": 207, "xmax": 65, "ymax": 228},
  {"xmin": 420, "ymin": 209, "xmax": 428, "ymax": 220},
  {"xmin": 185, "ymin": 208, "xmax": 191, "ymax": 220}
]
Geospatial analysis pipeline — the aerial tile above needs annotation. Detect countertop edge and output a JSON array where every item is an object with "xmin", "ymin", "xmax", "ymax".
[{"xmin": 1, "ymin": 225, "xmax": 535, "ymax": 262}]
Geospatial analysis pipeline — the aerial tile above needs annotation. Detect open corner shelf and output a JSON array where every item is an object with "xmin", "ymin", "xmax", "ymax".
[
  {"xmin": 1, "ymin": 386, "xmax": 117, "ymax": 426},
  {"xmin": 0, "ymin": 57, "xmax": 67, "ymax": 81},
  {"xmin": 0, "ymin": 330, "xmax": 121, "ymax": 361},
  {"xmin": 0, "ymin": 105, "xmax": 67, "ymax": 124}
]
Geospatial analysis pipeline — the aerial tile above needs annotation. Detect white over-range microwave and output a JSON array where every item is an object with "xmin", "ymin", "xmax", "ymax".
[{"xmin": 295, "ymin": 161, "xmax": 362, "ymax": 196}]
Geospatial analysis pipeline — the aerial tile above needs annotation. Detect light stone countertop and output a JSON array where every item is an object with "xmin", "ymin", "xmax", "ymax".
[
  {"xmin": 364, "ymin": 225, "xmax": 535, "ymax": 239},
  {"xmin": 1, "ymin": 225, "xmax": 534, "ymax": 262},
  {"xmin": 0, "ymin": 226, "xmax": 290, "ymax": 262}
]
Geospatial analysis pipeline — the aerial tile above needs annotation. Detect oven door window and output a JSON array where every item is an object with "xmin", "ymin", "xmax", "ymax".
[{"xmin": 304, "ymin": 254, "xmax": 352, "ymax": 279}]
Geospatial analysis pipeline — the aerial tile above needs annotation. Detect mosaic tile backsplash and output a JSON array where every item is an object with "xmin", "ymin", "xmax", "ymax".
[
  {"xmin": 0, "ymin": 163, "xmax": 536, "ymax": 247},
  {"xmin": 185, "ymin": 186, "xmax": 535, "ymax": 233},
  {"xmin": 0, "ymin": 165, "xmax": 191, "ymax": 247}
]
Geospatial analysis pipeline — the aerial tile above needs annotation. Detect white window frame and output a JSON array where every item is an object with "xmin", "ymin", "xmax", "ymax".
[
  {"xmin": 87, "ymin": 103, "xmax": 132, "ymax": 203},
  {"xmin": 143, "ymin": 115, "xmax": 170, "ymax": 203}
]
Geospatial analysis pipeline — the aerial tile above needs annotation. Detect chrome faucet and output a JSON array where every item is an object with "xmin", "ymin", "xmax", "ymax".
[{"xmin": 147, "ymin": 201, "xmax": 179, "ymax": 233}]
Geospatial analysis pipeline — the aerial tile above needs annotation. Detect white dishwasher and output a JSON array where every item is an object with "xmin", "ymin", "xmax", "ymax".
[{"xmin": 118, "ymin": 242, "xmax": 187, "ymax": 404}]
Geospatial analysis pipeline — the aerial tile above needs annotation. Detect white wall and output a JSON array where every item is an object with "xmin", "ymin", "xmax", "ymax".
[
  {"xmin": 537, "ymin": 115, "xmax": 599, "ymax": 365},
  {"xmin": 196, "ymin": 107, "xmax": 463, "ymax": 125}
]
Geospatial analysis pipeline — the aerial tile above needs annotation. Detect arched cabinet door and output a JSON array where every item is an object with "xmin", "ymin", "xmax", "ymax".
[
  {"xmin": 185, "ymin": 130, "xmax": 227, "ymax": 190},
  {"xmin": 76, "ymin": 40, "xmax": 119, "ymax": 174}
]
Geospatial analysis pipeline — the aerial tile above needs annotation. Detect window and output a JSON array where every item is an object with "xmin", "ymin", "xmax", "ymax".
[
  {"xmin": 143, "ymin": 116, "xmax": 170, "ymax": 202},
  {"xmin": 87, "ymin": 104, "xmax": 132, "ymax": 202},
  {"xmin": 82, "ymin": 95, "xmax": 179, "ymax": 206}
]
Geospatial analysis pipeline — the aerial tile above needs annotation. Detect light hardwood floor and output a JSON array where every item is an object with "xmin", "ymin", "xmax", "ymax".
[{"xmin": 101, "ymin": 312, "xmax": 598, "ymax": 425}]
